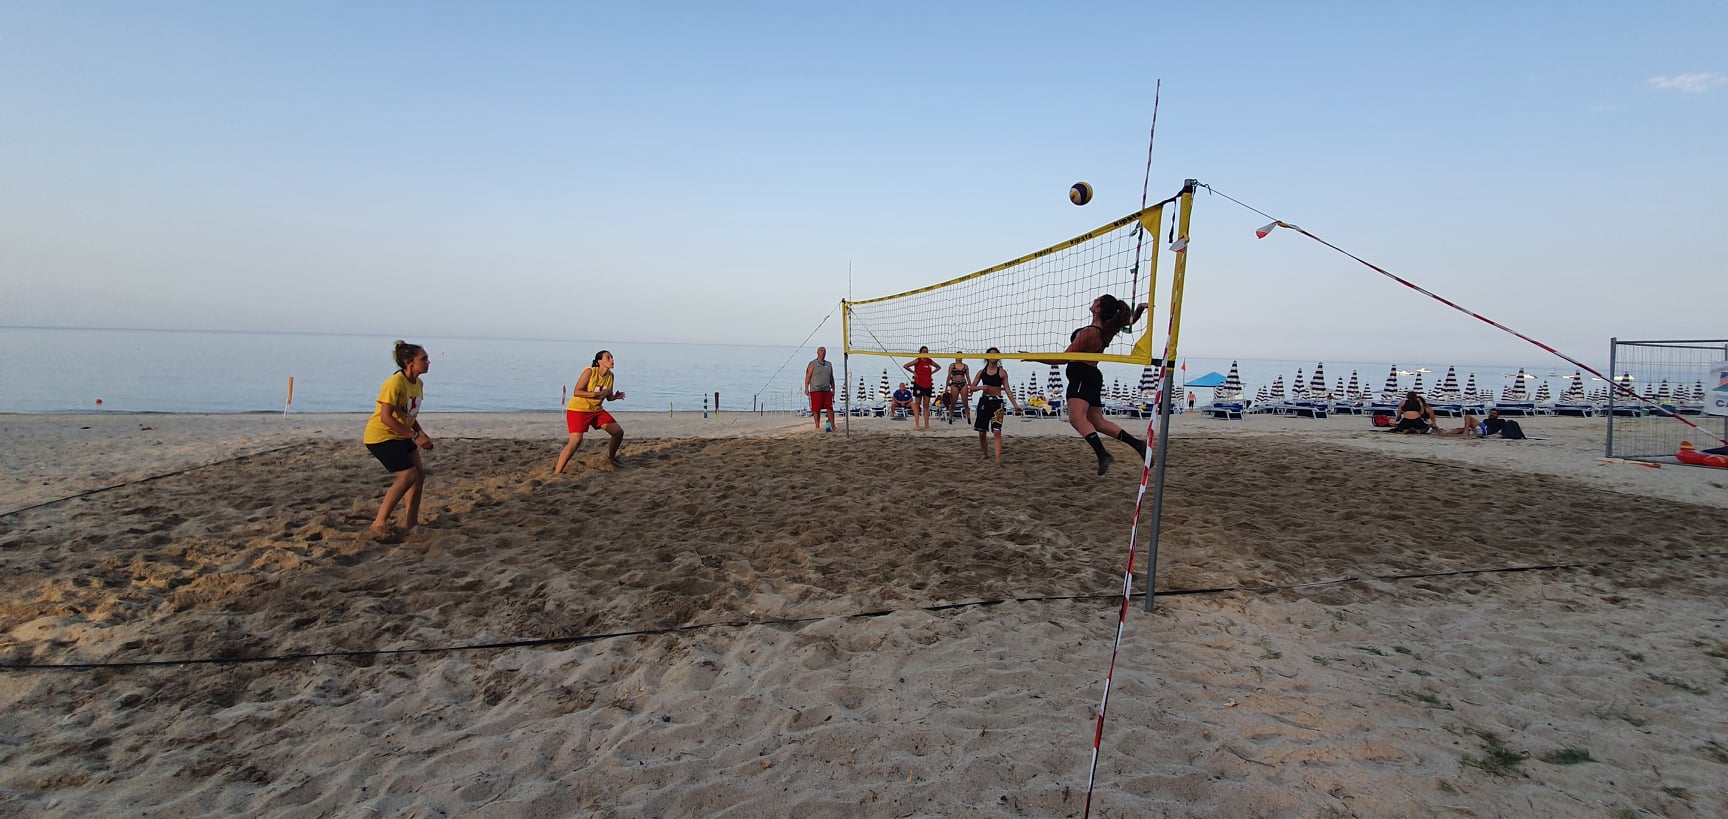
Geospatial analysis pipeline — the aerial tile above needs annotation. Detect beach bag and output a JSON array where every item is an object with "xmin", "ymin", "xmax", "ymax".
[
  {"xmin": 1371, "ymin": 414, "xmax": 1392, "ymax": 427},
  {"xmin": 1500, "ymin": 420, "xmax": 1526, "ymax": 439}
]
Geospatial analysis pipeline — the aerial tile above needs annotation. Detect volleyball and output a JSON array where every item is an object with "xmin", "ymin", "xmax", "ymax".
[{"xmin": 1069, "ymin": 182, "xmax": 1093, "ymax": 206}]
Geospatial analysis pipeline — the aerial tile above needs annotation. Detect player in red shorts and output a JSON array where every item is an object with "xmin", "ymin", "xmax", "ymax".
[{"xmin": 556, "ymin": 350, "xmax": 627, "ymax": 473}]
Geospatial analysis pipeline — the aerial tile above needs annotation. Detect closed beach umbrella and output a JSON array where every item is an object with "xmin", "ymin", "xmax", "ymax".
[
  {"xmin": 1309, "ymin": 363, "xmax": 1327, "ymax": 397},
  {"xmin": 1411, "ymin": 371, "xmax": 1425, "ymax": 395},
  {"xmin": 1656, "ymin": 380, "xmax": 1672, "ymax": 401},
  {"xmin": 1534, "ymin": 382, "xmax": 1551, "ymax": 403},
  {"xmin": 1221, "ymin": 361, "xmax": 1243, "ymax": 398},
  {"xmin": 1464, "ymin": 372, "xmax": 1478, "ymax": 399},
  {"xmin": 1381, "ymin": 365, "xmax": 1400, "ymax": 399},
  {"xmin": 1345, "ymin": 370, "xmax": 1361, "ymax": 398},
  {"xmin": 1694, "ymin": 381, "xmax": 1707, "ymax": 402},
  {"xmin": 1270, "ymin": 375, "xmax": 1286, "ymax": 399},
  {"xmin": 879, "ymin": 370, "xmax": 890, "ymax": 402},
  {"xmin": 1290, "ymin": 368, "xmax": 1305, "ymax": 398},
  {"xmin": 1255, "ymin": 385, "xmax": 1270, "ymax": 404},
  {"xmin": 1047, "ymin": 364, "xmax": 1063, "ymax": 400},
  {"xmin": 1439, "ymin": 366, "xmax": 1459, "ymax": 396},
  {"xmin": 1138, "ymin": 365, "xmax": 1158, "ymax": 396}
]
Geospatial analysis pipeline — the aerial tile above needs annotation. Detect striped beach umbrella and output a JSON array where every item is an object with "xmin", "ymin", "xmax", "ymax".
[
  {"xmin": 1439, "ymin": 366, "xmax": 1459, "ymax": 397},
  {"xmin": 1345, "ymin": 370, "xmax": 1360, "ymax": 398},
  {"xmin": 1290, "ymin": 368, "xmax": 1306, "ymax": 398},
  {"xmin": 1411, "ymin": 371, "xmax": 1425, "ymax": 395},
  {"xmin": 1381, "ymin": 365, "xmax": 1400, "ymax": 399},
  {"xmin": 1309, "ymin": 363, "xmax": 1327, "ymax": 397},
  {"xmin": 1270, "ymin": 375, "xmax": 1286, "ymax": 399},
  {"xmin": 1656, "ymin": 379, "xmax": 1672, "ymax": 401},
  {"xmin": 1138, "ymin": 364, "xmax": 1158, "ymax": 396},
  {"xmin": 1560, "ymin": 374, "xmax": 1584, "ymax": 401},
  {"xmin": 1463, "ymin": 372, "xmax": 1478, "ymax": 399},
  {"xmin": 1534, "ymin": 382, "xmax": 1551, "ymax": 403},
  {"xmin": 1221, "ymin": 361, "xmax": 1243, "ymax": 398},
  {"xmin": 879, "ymin": 371, "xmax": 890, "ymax": 403},
  {"xmin": 1254, "ymin": 385, "xmax": 1270, "ymax": 404},
  {"xmin": 1047, "ymin": 364, "xmax": 1063, "ymax": 400},
  {"xmin": 1694, "ymin": 381, "xmax": 1707, "ymax": 403}
]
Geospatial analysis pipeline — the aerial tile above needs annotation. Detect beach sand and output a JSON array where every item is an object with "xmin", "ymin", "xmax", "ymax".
[{"xmin": 2, "ymin": 411, "xmax": 1725, "ymax": 816}]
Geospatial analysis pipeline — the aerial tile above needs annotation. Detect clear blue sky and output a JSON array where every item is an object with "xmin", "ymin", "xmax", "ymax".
[{"xmin": 3, "ymin": 1, "xmax": 1724, "ymax": 366}]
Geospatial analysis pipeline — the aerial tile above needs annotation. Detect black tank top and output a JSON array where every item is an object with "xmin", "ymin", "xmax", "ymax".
[
  {"xmin": 979, "ymin": 365, "xmax": 1004, "ymax": 388},
  {"xmin": 1071, "ymin": 324, "xmax": 1114, "ymax": 346}
]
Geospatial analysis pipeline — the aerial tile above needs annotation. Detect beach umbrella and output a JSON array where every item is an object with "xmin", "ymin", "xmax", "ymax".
[
  {"xmin": 1534, "ymin": 382, "xmax": 1551, "ymax": 403},
  {"xmin": 1463, "ymin": 372, "xmax": 1478, "ymax": 399},
  {"xmin": 1334, "ymin": 377, "xmax": 1344, "ymax": 398},
  {"xmin": 1290, "ymin": 368, "xmax": 1306, "ymax": 398},
  {"xmin": 879, "ymin": 371, "xmax": 890, "ymax": 403},
  {"xmin": 1221, "ymin": 361, "xmax": 1243, "ymax": 398},
  {"xmin": 1138, "ymin": 364, "xmax": 1158, "ymax": 396},
  {"xmin": 1381, "ymin": 365, "xmax": 1400, "ymax": 398},
  {"xmin": 1411, "ymin": 371, "xmax": 1425, "ymax": 394},
  {"xmin": 1694, "ymin": 381, "xmax": 1707, "ymax": 402},
  {"xmin": 1270, "ymin": 375, "xmax": 1286, "ymax": 399},
  {"xmin": 1439, "ymin": 366, "xmax": 1459, "ymax": 396},
  {"xmin": 1345, "ymin": 370, "xmax": 1361, "ymax": 399},
  {"xmin": 1560, "ymin": 375, "xmax": 1584, "ymax": 401},
  {"xmin": 1309, "ymin": 363, "xmax": 1327, "ymax": 397},
  {"xmin": 1255, "ymin": 385, "xmax": 1270, "ymax": 404},
  {"xmin": 1047, "ymin": 364, "xmax": 1063, "ymax": 400},
  {"xmin": 1656, "ymin": 380, "xmax": 1672, "ymax": 401}
]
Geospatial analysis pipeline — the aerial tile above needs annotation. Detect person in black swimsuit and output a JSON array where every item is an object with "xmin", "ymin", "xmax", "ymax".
[
  {"xmin": 969, "ymin": 347, "xmax": 1022, "ymax": 465},
  {"xmin": 946, "ymin": 353, "xmax": 971, "ymax": 423},
  {"xmin": 1061, "ymin": 293, "xmax": 1149, "ymax": 475},
  {"xmin": 1390, "ymin": 390, "xmax": 1436, "ymax": 433}
]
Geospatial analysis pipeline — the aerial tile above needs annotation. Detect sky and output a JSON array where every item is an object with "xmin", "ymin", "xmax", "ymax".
[{"xmin": 3, "ymin": 1, "xmax": 1725, "ymax": 367}]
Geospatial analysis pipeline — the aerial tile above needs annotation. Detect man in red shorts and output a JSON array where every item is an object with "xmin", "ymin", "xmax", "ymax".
[{"xmin": 804, "ymin": 346, "xmax": 836, "ymax": 432}]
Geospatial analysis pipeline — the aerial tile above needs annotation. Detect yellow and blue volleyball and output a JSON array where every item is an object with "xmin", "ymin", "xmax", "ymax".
[{"xmin": 1069, "ymin": 181, "xmax": 1093, "ymax": 206}]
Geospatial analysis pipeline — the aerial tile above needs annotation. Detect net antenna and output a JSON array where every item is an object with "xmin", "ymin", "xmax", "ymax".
[{"xmin": 843, "ymin": 185, "xmax": 1191, "ymax": 367}]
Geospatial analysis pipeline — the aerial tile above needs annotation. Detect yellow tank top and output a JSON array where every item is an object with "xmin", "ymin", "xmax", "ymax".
[{"xmin": 565, "ymin": 367, "xmax": 613, "ymax": 413}]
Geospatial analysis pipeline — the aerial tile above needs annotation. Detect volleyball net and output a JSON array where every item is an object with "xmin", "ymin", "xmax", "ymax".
[{"xmin": 844, "ymin": 185, "xmax": 1195, "ymax": 367}]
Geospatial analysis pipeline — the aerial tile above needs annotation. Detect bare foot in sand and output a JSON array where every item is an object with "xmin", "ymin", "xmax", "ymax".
[{"xmin": 366, "ymin": 523, "xmax": 396, "ymax": 543}]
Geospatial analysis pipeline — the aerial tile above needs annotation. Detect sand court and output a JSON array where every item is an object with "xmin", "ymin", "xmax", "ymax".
[{"xmin": 2, "ymin": 415, "xmax": 1726, "ymax": 816}]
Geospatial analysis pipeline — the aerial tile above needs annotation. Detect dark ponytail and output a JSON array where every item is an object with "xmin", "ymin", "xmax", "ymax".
[
  {"xmin": 392, "ymin": 340, "xmax": 425, "ymax": 370},
  {"xmin": 592, "ymin": 350, "xmax": 611, "ymax": 367}
]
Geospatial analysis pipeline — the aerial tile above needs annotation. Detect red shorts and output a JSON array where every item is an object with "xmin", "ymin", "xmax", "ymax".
[
  {"xmin": 809, "ymin": 390, "xmax": 834, "ymax": 413},
  {"xmin": 566, "ymin": 409, "xmax": 617, "ymax": 433}
]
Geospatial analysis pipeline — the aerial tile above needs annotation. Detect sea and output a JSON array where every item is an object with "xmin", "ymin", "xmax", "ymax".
[{"xmin": 0, "ymin": 326, "xmax": 1581, "ymax": 415}]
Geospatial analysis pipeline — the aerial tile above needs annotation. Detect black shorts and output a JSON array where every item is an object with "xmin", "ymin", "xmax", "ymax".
[
  {"xmin": 367, "ymin": 439, "xmax": 418, "ymax": 472},
  {"xmin": 974, "ymin": 396, "xmax": 1004, "ymax": 432},
  {"xmin": 912, "ymin": 385, "xmax": 934, "ymax": 398},
  {"xmin": 1065, "ymin": 363, "xmax": 1103, "ymax": 405}
]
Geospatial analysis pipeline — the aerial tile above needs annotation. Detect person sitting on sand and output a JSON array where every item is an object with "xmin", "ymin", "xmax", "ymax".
[
  {"xmin": 890, "ymin": 383, "xmax": 914, "ymax": 416},
  {"xmin": 364, "ymin": 340, "xmax": 434, "ymax": 541},
  {"xmin": 1389, "ymin": 390, "xmax": 1437, "ymax": 434},
  {"xmin": 555, "ymin": 350, "xmax": 627, "ymax": 473},
  {"xmin": 1480, "ymin": 408, "xmax": 1527, "ymax": 439}
]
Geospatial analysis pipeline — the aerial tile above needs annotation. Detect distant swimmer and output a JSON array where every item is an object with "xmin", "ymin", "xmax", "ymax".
[
  {"xmin": 556, "ymin": 350, "xmax": 627, "ymax": 473},
  {"xmin": 364, "ymin": 340, "xmax": 434, "ymax": 541}
]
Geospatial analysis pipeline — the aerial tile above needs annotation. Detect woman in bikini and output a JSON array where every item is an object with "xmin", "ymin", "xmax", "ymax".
[
  {"xmin": 1390, "ymin": 390, "xmax": 1436, "ymax": 434},
  {"xmin": 968, "ymin": 347, "xmax": 1022, "ymax": 465},
  {"xmin": 1062, "ymin": 294, "xmax": 1149, "ymax": 475},
  {"xmin": 945, "ymin": 353, "xmax": 971, "ymax": 423}
]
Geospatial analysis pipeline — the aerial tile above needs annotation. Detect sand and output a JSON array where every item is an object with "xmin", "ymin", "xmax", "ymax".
[{"xmin": 1, "ymin": 410, "xmax": 1725, "ymax": 816}]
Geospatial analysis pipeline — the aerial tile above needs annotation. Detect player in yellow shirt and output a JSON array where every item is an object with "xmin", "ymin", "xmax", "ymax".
[
  {"xmin": 555, "ymin": 349, "xmax": 627, "ymax": 473},
  {"xmin": 364, "ymin": 340, "xmax": 433, "ymax": 541}
]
